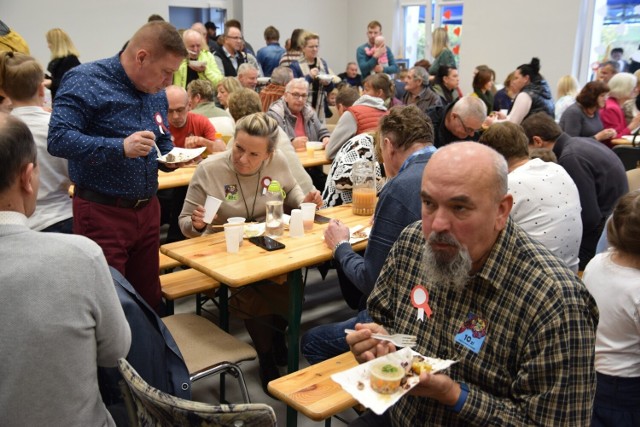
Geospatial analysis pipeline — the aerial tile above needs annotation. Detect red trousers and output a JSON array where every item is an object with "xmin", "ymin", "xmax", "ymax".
[{"xmin": 73, "ymin": 196, "xmax": 162, "ymax": 312}]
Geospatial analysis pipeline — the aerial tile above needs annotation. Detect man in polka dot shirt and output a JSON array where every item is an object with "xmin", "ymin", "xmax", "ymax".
[
  {"xmin": 479, "ymin": 122, "xmax": 582, "ymax": 272},
  {"xmin": 48, "ymin": 21, "xmax": 187, "ymax": 313}
]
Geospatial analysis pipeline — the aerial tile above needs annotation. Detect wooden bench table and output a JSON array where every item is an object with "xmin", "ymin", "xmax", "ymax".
[{"xmin": 268, "ymin": 352, "xmax": 358, "ymax": 425}]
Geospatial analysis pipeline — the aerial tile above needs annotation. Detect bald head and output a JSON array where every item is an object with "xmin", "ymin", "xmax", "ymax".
[
  {"xmin": 421, "ymin": 141, "xmax": 512, "ymax": 274},
  {"xmin": 166, "ymin": 85, "xmax": 189, "ymax": 128},
  {"xmin": 427, "ymin": 141, "xmax": 507, "ymax": 202}
]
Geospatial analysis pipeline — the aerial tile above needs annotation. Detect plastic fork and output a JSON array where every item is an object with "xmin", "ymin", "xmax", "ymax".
[{"xmin": 344, "ymin": 329, "xmax": 417, "ymax": 348}]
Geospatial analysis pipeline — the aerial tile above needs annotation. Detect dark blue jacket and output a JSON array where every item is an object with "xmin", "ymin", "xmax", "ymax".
[{"xmin": 100, "ymin": 268, "xmax": 191, "ymax": 406}]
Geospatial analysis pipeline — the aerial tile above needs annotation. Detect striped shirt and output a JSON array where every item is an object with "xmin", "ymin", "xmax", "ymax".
[{"xmin": 368, "ymin": 219, "xmax": 598, "ymax": 426}]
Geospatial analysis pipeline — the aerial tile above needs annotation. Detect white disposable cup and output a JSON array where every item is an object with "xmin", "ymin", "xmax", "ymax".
[
  {"xmin": 300, "ymin": 203, "xmax": 316, "ymax": 232},
  {"xmin": 306, "ymin": 141, "xmax": 315, "ymax": 158},
  {"xmin": 500, "ymin": 109, "xmax": 508, "ymax": 116},
  {"xmin": 227, "ymin": 217, "xmax": 246, "ymax": 246},
  {"xmin": 224, "ymin": 226, "xmax": 241, "ymax": 253},
  {"xmin": 203, "ymin": 195, "xmax": 222, "ymax": 224},
  {"xmin": 289, "ymin": 209, "xmax": 304, "ymax": 238}
]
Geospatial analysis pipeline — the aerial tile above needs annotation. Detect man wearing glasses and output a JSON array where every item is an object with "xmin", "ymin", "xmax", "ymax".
[
  {"xmin": 426, "ymin": 96, "xmax": 487, "ymax": 148},
  {"xmin": 267, "ymin": 78, "xmax": 330, "ymax": 151},
  {"xmin": 213, "ymin": 25, "xmax": 262, "ymax": 78}
]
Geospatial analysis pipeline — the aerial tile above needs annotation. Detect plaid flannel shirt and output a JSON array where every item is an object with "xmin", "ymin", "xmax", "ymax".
[{"xmin": 368, "ymin": 219, "xmax": 598, "ymax": 426}]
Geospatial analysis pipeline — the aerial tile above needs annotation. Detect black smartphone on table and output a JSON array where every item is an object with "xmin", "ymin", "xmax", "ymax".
[
  {"xmin": 249, "ymin": 236, "xmax": 286, "ymax": 251},
  {"xmin": 314, "ymin": 214, "xmax": 331, "ymax": 224}
]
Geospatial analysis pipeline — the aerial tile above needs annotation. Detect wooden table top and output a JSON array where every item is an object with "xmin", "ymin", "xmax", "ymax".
[
  {"xmin": 268, "ymin": 352, "xmax": 358, "ymax": 421},
  {"xmin": 160, "ymin": 204, "xmax": 370, "ymax": 287},
  {"xmin": 297, "ymin": 149, "xmax": 331, "ymax": 168},
  {"xmin": 158, "ymin": 151, "xmax": 329, "ymax": 191},
  {"xmin": 158, "ymin": 166, "xmax": 196, "ymax": 190},
  {"xmin": 612, "ymin": 137, "xmax": 636, "ymax": 146}
]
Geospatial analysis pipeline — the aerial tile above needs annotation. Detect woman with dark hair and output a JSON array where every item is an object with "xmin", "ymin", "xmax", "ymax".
[
  {"xmin": 559, "ymin": 81, "xmax": 617, "ymax": 142},
  {"xmin": 471, "ymin": 67, "xmax": 495, "ymax": 112},
  {"xmin": 432, "ymin": 65, "xmax": 460, "ymax": 105},
  {"xmin": 505, "ymin": 57, "xmax": 554, "ymax": 124},
  {"xmin": 583, "ymin": 190, "xmax": 640, "ymax": 427}
]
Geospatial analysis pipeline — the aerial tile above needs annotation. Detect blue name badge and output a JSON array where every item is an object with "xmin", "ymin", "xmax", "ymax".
[{"xmin": 455, "ymin": 313, "xmax": 488, "ymax": 354}]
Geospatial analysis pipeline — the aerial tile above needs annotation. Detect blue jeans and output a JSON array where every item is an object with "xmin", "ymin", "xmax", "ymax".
[
  {"xmin": 301, "ymin": 310, "xmax": 372, "ymax": 365},
  {"xmin": 41, "ymin": 217, "xmax": 73, "ymax": 234}
]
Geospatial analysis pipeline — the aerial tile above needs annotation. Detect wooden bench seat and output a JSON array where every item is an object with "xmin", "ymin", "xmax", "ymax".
[
  {"xmin": 268, "ymin": 352, "xmax": 358, "ymax": 423},
  {"xmin": 159, "ymin": 251, "xmax": 181, "ymax": 272},
  {"xmin": 160, "ymin": 268, "xmax": 220, "ymax": 314}
]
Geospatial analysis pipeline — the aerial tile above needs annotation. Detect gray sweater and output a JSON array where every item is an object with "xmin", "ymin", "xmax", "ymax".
[{"xmin": 0, "ymin": 214, "xmax": 131, "ymax": 426}]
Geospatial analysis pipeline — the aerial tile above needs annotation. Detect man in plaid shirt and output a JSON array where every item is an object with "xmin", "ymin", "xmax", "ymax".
[{"xmin": 347, "ymin": 141, "xmax": 598, "ymax": 426}]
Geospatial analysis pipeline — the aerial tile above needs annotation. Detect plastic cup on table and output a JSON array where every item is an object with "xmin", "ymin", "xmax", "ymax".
[
  {"xmin": 289, "ymin": 209, "xmax": 304, "ymax": 237},
  {"xmin": 227, "ymin": 217, "xmax": 246, "ymax": 245},
  {"xmin": 300, "ymin": 203, "xmax": 316, "ymax": 232},
  {"xmin": 306, "ymin": 141, "xmax": 315, "ymax": 158},
  {"xmin": 203, "ymin": 195, "xmax": 222, "ymax": 224},
  {"xmin": 224, "ymin": 225, "xmax": 241, "ymax": 253}
]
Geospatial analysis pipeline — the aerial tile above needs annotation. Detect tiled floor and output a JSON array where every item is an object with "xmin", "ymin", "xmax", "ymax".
[{"xmin": 173, "ymin": 266, "xmax": 362, "ymax": 426}]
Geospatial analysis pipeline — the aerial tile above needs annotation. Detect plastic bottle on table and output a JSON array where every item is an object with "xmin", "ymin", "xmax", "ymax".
[{"xmin": 265, "ymin": 180, "xmax": 285, "ymax": 237}]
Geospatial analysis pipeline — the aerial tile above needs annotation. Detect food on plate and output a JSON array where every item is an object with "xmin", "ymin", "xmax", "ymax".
[
  {"xmin": 411, "ymin": 355, "xmax": 433, "ymax": 374},
  {"xmin": 369, "ymin": 362, "xmax": 405, "ymax": 394},
  {"xmin": 352, "ymin": 229, "xmax": 368, "ymax": 239},
  {"xmin": 165, "ymin": 153, "xmax": 176, "ymax": 162}
]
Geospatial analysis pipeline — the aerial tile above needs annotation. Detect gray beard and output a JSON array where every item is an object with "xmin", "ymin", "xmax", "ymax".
[{"xmin": 422, "ymin": 232, "xmax": 473, "ymax": 291}]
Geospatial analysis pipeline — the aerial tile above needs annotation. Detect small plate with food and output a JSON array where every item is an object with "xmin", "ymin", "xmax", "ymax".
[
  {"xmin": 157, "ymin": 147, "xmax": 206, "ymax": 164},
  {"xmin": 243, "ymin": 222, "xmax": 265, "ymax": 239},
  {"xmin": 331, "ymin": 347, "xmax": 456, "ymax": 415},
  {"xmin": 349, "ymin": 225, "xmax": 371, "ymax": 244}
]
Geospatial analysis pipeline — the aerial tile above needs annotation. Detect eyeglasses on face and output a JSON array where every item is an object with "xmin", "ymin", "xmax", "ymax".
[
  {"xmin": 287, "ymin": 92, "xmax": 308, "ymax": 100},
  {"xmin": 455, "ymin": 114, "xmax": 476, "ymax": 135}
]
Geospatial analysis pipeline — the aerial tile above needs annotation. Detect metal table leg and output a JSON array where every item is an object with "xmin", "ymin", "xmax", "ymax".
[{"xmin": 286, "ymin": 269, "xmax": 304, "ymax": 427}]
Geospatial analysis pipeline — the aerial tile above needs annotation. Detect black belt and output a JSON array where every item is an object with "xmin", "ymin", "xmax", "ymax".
[{"xmin": 75, "ymin": 187, "xmax": 151, "ymax": 209}]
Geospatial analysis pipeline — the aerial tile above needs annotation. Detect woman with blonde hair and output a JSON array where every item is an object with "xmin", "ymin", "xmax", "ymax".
[
  {"xmin": 215, "ymin": 76, "xmax": 242, "ymax": 110},
  {"xmin": 428, "ymin": 27, "xmax": 456, "ymax": 76},
  {"xmin": 493, "ymin": 71, "xmax": 518, "ymax": 112},
  {"xmin": 290, "ymin": 31, "xmax": 340, "ymax": 122},
  {"xmin": 555, "ymin": 75, "xmax": 579, "ymax": 121},
  {"xmin": 45, "ymin": 28, "xmax": 80, "ymax": 100},
  {"xmin": 179, "ymin": 112, "xmax": 321, "ymax": 392}
]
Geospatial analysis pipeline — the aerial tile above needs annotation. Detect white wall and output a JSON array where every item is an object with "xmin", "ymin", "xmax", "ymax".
[
  {"xmin": 4, "ymin": 0, "xmax": 588, "ymax": 98},
  {"xmin": 240, "ymin": 0, "xmax": 349, "ymax": 74},
  {"xmin": 2, "ymin": 0, "xmax": 169, "ymax": 68},
  {"xmin": 459, "ymin": 0, "xmax": 584, "ymax": 95}
]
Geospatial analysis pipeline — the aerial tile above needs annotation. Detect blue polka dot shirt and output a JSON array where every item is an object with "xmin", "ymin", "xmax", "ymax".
[{"xmin": 48, "ymin": 54, "xmax": 174, "ymax": 199}]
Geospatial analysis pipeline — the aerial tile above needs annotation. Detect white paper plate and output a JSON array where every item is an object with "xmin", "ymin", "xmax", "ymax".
[
  {"xmin": 157, "ymin": 147, "xmax": 206, "ymax": 164},
  {"xmin": 243, "ymin": 223, "xmax": 265, "ymax": 239},
  {"xmin": 331, "ymin": 347, "xmax": 457, "ymax": 415}
]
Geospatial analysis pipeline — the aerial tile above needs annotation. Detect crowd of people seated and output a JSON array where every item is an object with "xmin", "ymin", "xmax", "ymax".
[{"xmin": 0, "ymin": 13, "xmax": 638, "ymax": 427}]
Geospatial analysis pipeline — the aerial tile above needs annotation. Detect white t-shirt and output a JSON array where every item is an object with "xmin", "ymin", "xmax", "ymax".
[
  {"xmin": 583, "ymin": 251, "xmax": 640, "ymax": 377},
  {"xmin": 11, "ymin": 106, "xmax": 72, "ymax": 230},
  {"xmin": 508, "ymin": 158, "xmax": 582, "ymax": 271}
]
